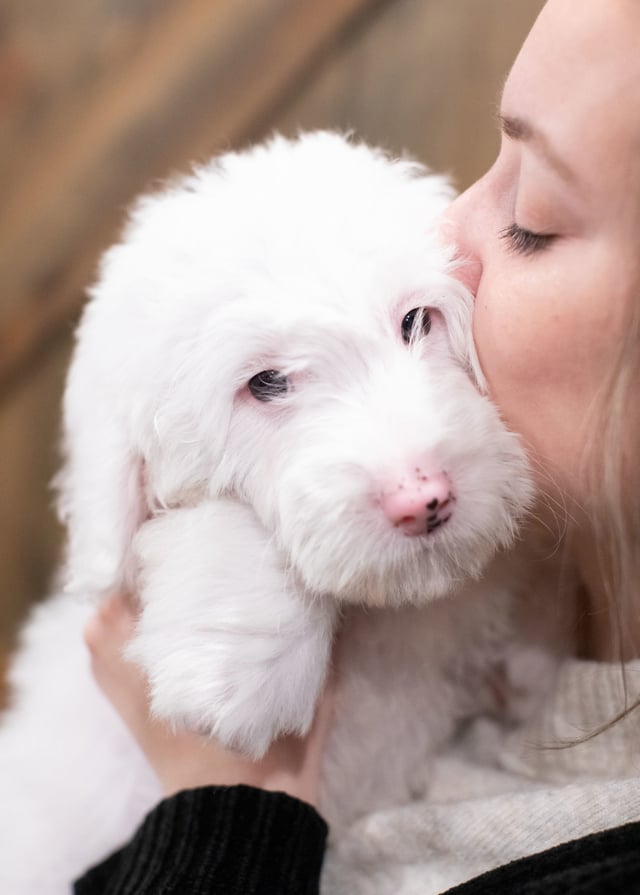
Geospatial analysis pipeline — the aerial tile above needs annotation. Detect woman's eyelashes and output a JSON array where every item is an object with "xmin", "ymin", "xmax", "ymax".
[{"xmin": 500, "ymin": 222, "xmax": 556, "ymax": 256}]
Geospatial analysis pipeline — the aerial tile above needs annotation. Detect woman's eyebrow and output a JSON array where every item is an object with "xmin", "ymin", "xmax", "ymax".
[{"xmin": 499, "ymin": 113, "xmax": 578, "ymax": 187}]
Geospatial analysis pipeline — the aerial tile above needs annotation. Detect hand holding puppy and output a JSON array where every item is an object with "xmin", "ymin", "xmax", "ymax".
[{"xmin": 84, "ymin": 594, "xmax": 337, "ymax": 808}]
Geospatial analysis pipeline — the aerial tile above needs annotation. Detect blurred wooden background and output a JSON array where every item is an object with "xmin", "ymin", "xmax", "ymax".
[{"xmin": 0, "ymin": 0, "xmax": 545, "ymax": 688}]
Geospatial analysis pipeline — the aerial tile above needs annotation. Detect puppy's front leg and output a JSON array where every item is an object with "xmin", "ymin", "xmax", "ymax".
[{"xmin": 127, "ymin": 499, "xmax": 336, "ymax": 759}]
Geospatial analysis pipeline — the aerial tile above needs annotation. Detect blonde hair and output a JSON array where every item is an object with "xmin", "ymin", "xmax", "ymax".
[
  {"xmin": 546, "ymin": 283, "xmax": 640, "ymax": 744},
  {"xmin": 586, "ymin": 275, "xmax": 640, "ymax": 664}
]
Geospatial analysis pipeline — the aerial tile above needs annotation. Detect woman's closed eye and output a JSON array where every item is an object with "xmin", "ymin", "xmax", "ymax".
[{"xmin": 500, "ymin": 222, "xmax": 556, "ymax": 256}]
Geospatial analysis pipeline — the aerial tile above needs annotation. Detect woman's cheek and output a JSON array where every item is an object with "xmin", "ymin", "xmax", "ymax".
[{"xmin": 475, "ymin": 253, "xmax": 583, "ymax": 379}]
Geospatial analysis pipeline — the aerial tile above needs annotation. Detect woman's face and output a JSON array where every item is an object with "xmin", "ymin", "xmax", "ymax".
[{"xmin": 447, "ymin": 0, "xmax": 640, "ymax": 504}]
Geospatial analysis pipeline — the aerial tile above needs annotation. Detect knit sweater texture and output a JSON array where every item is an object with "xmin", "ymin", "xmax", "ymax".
[{"xmin": 322, "ymin": 657, "xmax": 640, "ymax": 893}]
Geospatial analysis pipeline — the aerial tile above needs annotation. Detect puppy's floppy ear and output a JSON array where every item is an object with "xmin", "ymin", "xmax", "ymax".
[
  {"xmin": 57, "ymin": 308, "xmax": 237, "ymax": 599},
  {"xmin": 142, "ymin": 327, "xmax": 237, "ymax": 508},
  {"xmin": 56, "ymin": 364, "xmax": 148, "ymax": 599}
]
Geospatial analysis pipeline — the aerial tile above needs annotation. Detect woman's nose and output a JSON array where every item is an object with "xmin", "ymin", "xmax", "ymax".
[{"xmin": 442, "ymin": 181, "xmax": 485, "ymax": 297}]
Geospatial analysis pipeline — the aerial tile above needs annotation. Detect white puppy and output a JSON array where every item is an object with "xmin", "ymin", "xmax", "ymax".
[{"xmin": 0, "ymin": 132, "xmax": 539, "ymax": 893}]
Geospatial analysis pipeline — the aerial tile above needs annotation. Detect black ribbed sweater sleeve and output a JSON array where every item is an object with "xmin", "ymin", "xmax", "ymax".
[
  {"xmin": 443, "ymin": 820, "xmax": 640, "ymax": 895},
  {"xmin": 74, "ymin": 785, "xmax": 328, "ymax": 895}
]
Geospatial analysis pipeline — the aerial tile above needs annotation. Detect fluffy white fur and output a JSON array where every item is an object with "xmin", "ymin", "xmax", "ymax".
[{"xmin": 0, "ymin": 132, "xmax": 544, "ymax": 893}]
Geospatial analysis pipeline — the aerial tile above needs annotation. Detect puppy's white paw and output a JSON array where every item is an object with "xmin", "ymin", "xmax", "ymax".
[
  {"xmin": 127, "ymin": 500, "xmax": 335, "ymax": 758},
  {"xmin": 129, "ymin": 609, "xmax": 332, "ymax": 757}
]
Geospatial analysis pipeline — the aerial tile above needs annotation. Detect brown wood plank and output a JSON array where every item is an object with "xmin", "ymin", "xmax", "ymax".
[
  {"xmin": 0, "ymin": 335, "xmax": 68, "ymax": 653},
  {"xmin": 0, "ymin": 651, "xmax": 9, "ymax": 709}
]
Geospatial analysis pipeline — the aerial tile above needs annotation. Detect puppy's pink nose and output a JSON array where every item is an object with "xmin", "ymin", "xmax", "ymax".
[{"xmin": 381, "ymin": 471, "xmax": 454, "ymax": 536}]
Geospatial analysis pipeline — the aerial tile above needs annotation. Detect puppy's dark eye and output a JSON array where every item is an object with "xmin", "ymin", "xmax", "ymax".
[
  {"xmin": 401, "ymin": 308, "xmax": 432, "ymax": 344},
  {"xmin": 248, "ymin": 370, "xmax": 289, "ymax": 402}
]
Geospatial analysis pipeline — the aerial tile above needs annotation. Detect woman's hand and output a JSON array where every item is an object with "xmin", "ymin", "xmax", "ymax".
[{"xmin": 84, "ymin": 594, "xmax": 336, "ymax": 807}]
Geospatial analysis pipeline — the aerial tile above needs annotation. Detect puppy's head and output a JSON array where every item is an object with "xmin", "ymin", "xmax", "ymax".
[
  {"xmin": 220, "ymin": 293, "xmax": 533, "ymax": 606},
  {"xmin": 70, "ymin": 132, "xmax": 533, "ymax": 603}
]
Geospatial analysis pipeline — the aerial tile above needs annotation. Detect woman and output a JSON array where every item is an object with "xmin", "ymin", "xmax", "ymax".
[{"xmin": 76, "ymin": 1, "xmax": 640, "ymax": 892}]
